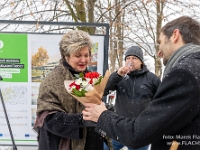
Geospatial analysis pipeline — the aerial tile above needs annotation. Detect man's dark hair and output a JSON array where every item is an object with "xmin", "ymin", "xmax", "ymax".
[{"xmin": 161, "ymin": 16, "xmax": 200, "ymax": 45}]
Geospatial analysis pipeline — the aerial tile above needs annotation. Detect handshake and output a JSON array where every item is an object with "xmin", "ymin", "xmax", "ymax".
[
  {"xmin": 79, "ymin": 113, "xmax": 97, "ymax": 127},
  {"xmin": 79, "ymin": 103, "xmax": 115, "ymax": 127}
]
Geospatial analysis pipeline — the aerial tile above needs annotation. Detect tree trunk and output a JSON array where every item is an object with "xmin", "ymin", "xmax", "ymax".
[
  {"xmin": 87, "ymin": 0, "xmax": 96, "ymax": 34},
  {"xmin": 109, "ymin": 0, "xmax": 117, "ymax": 73},
  {"xmin": 117, "ymin": 0, "xmax": 124, "ymax": 67},
  {"xmin": 155, "ymin": 0, "xmax": 164, "ymax": 78}
]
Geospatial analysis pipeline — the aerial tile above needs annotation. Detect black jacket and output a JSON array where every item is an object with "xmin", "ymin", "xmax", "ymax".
[
  {"xmin": 96, "ymin": 50, "xmax": 200, "ymax": 150},
  {"xmin": 38, "ymin": 112, "xmax": 103, "ymax": 150},
  {"xmin": 104, "ymin": 66, "xmax": 161, "ymax": 118}
]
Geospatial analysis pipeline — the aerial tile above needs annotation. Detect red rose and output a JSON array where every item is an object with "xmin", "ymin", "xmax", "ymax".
[
  {"xmin": 85, "ymin": 72, "xmax": 100, "ymax": 78},
  {"xmin": 69, "ymin": 81, "xmax": 81, "ymax": 90}
]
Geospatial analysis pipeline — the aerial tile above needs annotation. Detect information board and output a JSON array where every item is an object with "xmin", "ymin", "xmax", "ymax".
[{"xmin": 0, "ymin": 33, "xmax": 105, "ymax": 145}]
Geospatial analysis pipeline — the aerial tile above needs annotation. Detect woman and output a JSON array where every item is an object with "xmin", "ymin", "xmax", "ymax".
[{"xmin": 33, "ymin": 30, "xmax": 103, "ymax": 150}]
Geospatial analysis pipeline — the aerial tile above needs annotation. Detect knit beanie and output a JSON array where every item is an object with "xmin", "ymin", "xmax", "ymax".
[{"xmin": 124, "ymin": 46, "xmax": 143, "ymax": 63}]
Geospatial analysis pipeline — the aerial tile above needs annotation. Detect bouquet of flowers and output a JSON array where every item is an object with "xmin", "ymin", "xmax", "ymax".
[{"xmin": 64, "ymin": 70, "xmax": 110, "ymax": 105}]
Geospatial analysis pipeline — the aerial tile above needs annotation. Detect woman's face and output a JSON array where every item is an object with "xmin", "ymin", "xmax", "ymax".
[{"xmin": 66, "ymin": 46, "xmax": 90, "ymax": 72}]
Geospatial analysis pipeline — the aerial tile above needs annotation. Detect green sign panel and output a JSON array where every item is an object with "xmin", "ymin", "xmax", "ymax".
[{"xmin": 0, "ymin": 34, "xmax": 28, "ymax": 82}]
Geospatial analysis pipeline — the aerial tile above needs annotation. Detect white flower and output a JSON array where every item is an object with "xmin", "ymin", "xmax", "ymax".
[
  {"xmin": 82, "ymin": 80, "xmax": 88, "ymax": 86},
  {"xmin": 92, "ymin": 78, "xmax": 98, "ymax": 85},
  {"xmin": 84, "ymin": 84, "xmax": 94, "ymax": 92},
  {"xmin": 75, "ymin": 78, "xmax": 82, "ymax": 85}
]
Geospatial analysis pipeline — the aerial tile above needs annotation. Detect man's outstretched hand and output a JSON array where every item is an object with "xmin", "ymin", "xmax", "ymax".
[{"xmin": 82, "ymin": 102, "xmax": 107, "ymax": 122}]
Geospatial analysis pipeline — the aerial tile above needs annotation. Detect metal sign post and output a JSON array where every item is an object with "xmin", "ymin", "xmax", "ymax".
[{"xmin": 0, "ymin": 76, "xmax": 17, "ymax": 150}]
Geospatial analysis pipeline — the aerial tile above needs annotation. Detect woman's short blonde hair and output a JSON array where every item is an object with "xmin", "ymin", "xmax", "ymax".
[{"xmin": 59, "ymin": 30, "xmax": 93, "ymax": 63}]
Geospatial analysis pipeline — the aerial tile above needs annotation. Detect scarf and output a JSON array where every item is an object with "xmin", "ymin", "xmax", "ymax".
[{"xmin": 163, "ymin": 43, "xmax": 200, "ymax": 78}]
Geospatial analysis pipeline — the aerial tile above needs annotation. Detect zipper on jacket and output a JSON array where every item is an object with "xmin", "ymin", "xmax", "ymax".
[{"xmin": 132, "ymin": 75, "xmax": 136, "ymax": 104}]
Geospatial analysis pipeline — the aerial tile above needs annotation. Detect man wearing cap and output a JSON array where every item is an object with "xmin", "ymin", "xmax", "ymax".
[{"xmin": 103, "ymin": 46, "xmax": 161, "ymax": 150}]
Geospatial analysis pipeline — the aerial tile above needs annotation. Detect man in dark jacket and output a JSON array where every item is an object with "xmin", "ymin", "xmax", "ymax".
[
  {"xmin": 82, "ymin": 16, "xmax": 200, "ymax": 150},
  {"xmin": 103, "ymin": 46, "xmax": 160, "ymax": 150}
]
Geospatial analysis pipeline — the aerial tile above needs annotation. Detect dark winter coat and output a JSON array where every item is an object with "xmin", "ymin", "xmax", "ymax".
[
  {"xmin": 96, "ymin": 44, "xmax": 200, "ymax": 150},
  {"xmin": 104, "ymin": 66, "xmax": 161, "ymax": 118}
]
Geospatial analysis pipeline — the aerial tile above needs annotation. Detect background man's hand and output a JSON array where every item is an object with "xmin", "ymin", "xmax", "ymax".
[{"xmin": 117, "ymin": 66, "xmax": 131, "ymax": 76}]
